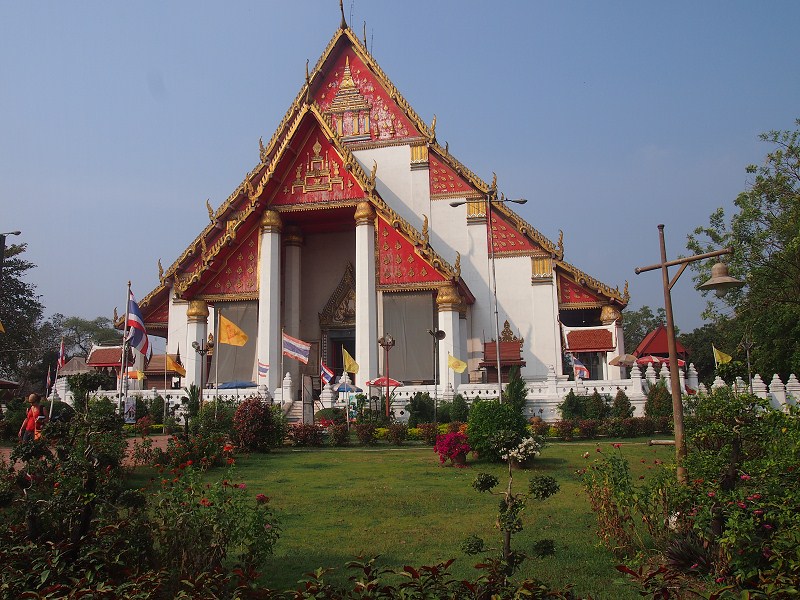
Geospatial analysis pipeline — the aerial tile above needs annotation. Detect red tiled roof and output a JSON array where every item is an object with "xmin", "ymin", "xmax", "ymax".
[
  {"xmin": 87, "ymin": 346, "xmax": 128, "ymax": 367},
  {"xmin": 566, "ymin": 329, "xmax": 614, "ymax": 352},
  {"xmin": 633, "ymin": 325, "xmax": 688, "ymax": 357}
]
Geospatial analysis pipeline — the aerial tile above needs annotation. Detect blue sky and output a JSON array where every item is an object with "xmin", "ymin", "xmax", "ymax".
[{"xmin": 1, "ymin": 1, "xmax": 798, "ymax": 344}]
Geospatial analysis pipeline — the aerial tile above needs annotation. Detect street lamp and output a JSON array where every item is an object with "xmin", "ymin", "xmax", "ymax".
[
  {"xmin": 450, "ymin": 184, "xmax": 526, "ymax": 401},
  {"xmin": 378, "ymin": 333, "xmax": 395, "ymax": 418},
  {"xmin": 635, "ymin": 224, "xmax": 744, "ymax": 483},
  {"xmin": 192, "ymin": 334, "xmax": 215, "ymax": 409},
  {"xmin": 428, "ymin": 327, "xmax": 446, "ymax": 421},
  {"xmin": 0, "ymin": 230, "xmax": 22, "ymax": 296}
]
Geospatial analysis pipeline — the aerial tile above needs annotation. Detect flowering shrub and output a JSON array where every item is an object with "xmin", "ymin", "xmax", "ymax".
[
  {"xmin": 467, "ymin": 400, "xmax": 529, "ymax": 462},
  {"xmin": 417, "ymin": 422, "xmax": 439, "ymax": 445},
  {"xmin": 577, "ymin": 418, "xmax": 599, "ymax": 439},
  {"xmin": 153, "ymin": 432, "xmax": 231, "ymax": 469},
  {"xmin": 327, "ymin": 423, "xmax": 350, "ymax": 446},
  {"xmin": 387, "ymin": 423, "xmax": 408, "ymax": 445},
  {"xmin": 553, "ymin": 419, "xmax": 575, "ymax": 441},
  {"xmin": 354, "ymin": 423, "xmax": 377, "ymax": 446},
  {"xmin": 433, "ymin": 431, "xmax": 471, "ymax": 465},
  {"xmin": 500, "ymin": 435, "xmax": 545, "ymax": 463},
  {"xmin": 290, "ymin": 423, "xmax": 324, "ymax": 447},
  {"xmin": 147, "ymin": 465, "xmax": 280, "ymax": 575},
  {"xmin": 135, "ymin": 414, "xmax": 154, "ymax": 436},
  {"xmin": 232, "ymin": 397, "xmax": 287, "ymax": 451},
  {"xmin": 528, "ymin": 416, "xmax": 550, "ymax": 437}
]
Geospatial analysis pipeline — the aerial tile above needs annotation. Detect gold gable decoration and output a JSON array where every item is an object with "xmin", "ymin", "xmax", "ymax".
[
  {"xmin": 290, "ymin": 138, "xmax": 345, "ymax": 194},
  {"xmin": 499, "ymin": 320, "xmax": 524, "ymax": 344},
  {"xmin": 319, "ymin": 263, "xmax": 356, "ymax": 329}
]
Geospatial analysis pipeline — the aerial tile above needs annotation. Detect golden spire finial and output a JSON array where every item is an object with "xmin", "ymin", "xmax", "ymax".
[
  {"xmin": 259, "ymin": 136, "xmax": 268, "ymax": 162},
  {"xmin": 113, "ymin": 307, "xmax": 118, "ymax": 323},
  {"xmin": 430, "ymin": 114, "xmax": 437, "ymax": 141},
  {"xmin": 445, "ymin": 141, "xmax": 449, "ymax": 154},
  {"xmin": 206, "ymin": 199, "xmax": 214, "ymax": 222},
  {"xmin": 363, "ymin": 21, "xmax": 367, "ymax": 46},
  {"xmin": 304, "ymin": 59, "xmax": 311, "ymax": 104},
  {"xmin": 454, "ymin": 252, "xmax": 461, "ymax": 278},
  {"xmin": 490, "ymin": 172, "xmax": 497, "ymax": 197},
  {"xmin": 421, "ymin": 214, "xmax": 429, "ymax": 245},
  {"xmin": 339, "ymin": 0, "xmax": 347, "ymax": 29},
  {"xmin": 200, "ymin": 235, "xmax": 208, "ymax": 261},
  {"xmin": 557, "ymin": 229, "xmax": 564, "ymax": 256},
  {"xmin": 623, "ymin": 280, "xmax": 630, "ymax": 301},
  {"xmin": 158, "ymin": 258, "xmax": 164, "ymax": 280}
]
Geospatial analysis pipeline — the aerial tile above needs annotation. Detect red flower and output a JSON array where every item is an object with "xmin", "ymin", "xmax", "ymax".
[
  {"xmin": 200, "ymin": 498, "xmax": 212, "ymax": 507},
  {"xmin": 256, "ymin": 493, "xmax": 269, "ymax": 504},
  {"xmin": 612, "ymin": 443, "xmax": 622, "ymax": 449}
]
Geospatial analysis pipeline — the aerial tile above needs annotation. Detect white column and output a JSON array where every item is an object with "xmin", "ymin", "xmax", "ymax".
[
  {"xmin": 283, "ymin": 225, "xmax": 303, "ymax": 401},
  {"xmin": 258, "ymin": 210, "xmax": 282, "ymax": 396},
  {"xmin": 185, "ymin": 300, "xmax": 209, "ymax": 389},
  {"xmin": 437, "ymin": 284, "xmax": 462, "ymax": 390},
  {"xmin": 354, "ymin": 201, "xmax": 378, "ymax": 386}
]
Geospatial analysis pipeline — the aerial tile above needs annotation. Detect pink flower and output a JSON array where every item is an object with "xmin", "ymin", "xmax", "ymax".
[
  {"xmin": 612, "ymin": 443, "xmax": 622, "ymax": 449},
  {"xmin": 237, "ymin": 483, "xmax": 246, "ymax": 490},
  {"xmin": 737, "ymin": 502, "xmax": 747, "ymax": 509},
  {"xmin": 707, "ymin": 491, "xmax": 716, "ymax": 498},
  {"xmin": 754, "ymin": 509, "xmax": 764, "ymax": 515},
  {"xmin": 256, "ymin": 493, "xmax": 269, "ymax": 504},
  {"xmin": 739, "ymin": 473, "xmax": 751, "ymax": 481},
  {"xmin": 200, "ymin": 498, "xmax": 212, "ymax": 507},
  {"xmin": 763, "ymin": 524, "xmax": 773, "ymax": 530}
]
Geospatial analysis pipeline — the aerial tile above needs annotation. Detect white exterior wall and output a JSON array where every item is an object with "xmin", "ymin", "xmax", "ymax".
[
  {"xmin": 167, "ymin": 286, "xmax": 188, "ymax": 357},
  {"xmin": 528, "ymin": 274, "xmax": 562, "ymax": 379}
]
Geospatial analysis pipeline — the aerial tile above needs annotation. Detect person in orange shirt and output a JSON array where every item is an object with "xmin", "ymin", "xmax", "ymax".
[{"xmin": 18, "ymin": 393, "xmax": 44, "ymax": 442}]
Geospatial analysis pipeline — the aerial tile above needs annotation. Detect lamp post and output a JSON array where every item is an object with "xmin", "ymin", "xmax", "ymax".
[
  {"xmin": 428, "ymin": 327, "xmax": 445, "ymax": 421},
  {"xmin": 378, "ymin": 333, "xmax": 395, "ymax": 418},
  {"xmin": 0, "ymin": 230, "xmax": 22, "ymax": 297},
  {"xmin": 192, "ymin": 334, "xmax": 215, "ymax": 410},
  {"xmin": 635, "ymin": 224, "xmax": 744, "ymax": 483},
  {"xmin": 450, "ymin": 187, "xmax": 526, "ymax": 400}
]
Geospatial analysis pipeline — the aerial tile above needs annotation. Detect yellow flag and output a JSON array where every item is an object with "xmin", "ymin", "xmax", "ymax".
[
  {"xmin": 0, "ymin": 319, "xmax": 4, "ymax": 333},
  {"xmin": 712, "ymin": 345, "xmax": 732, "ymax": 365},
  {"xmin": 219, "ymin": 314, "xmax": 248, "ymax": 346},
  {"xmin": 342, "ymin": 347, "xmax": 359, "ymax": 374},
  {"xmin": 448, "ymin": 353, "xmax": 467, "ymax": 373},
  {"xmin": 165, "ymin": 354, "xmax": 187, "ymax": 377}
]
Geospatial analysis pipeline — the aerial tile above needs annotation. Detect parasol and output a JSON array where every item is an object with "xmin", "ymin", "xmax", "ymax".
[
  {"xmin": 636, "ymin": 355, "xmax": 685, "ymax": 367},
  {"xmin": 609, "ymin": 354, "xmax": 638, "ymax": 367},
  {"xmin": 365, "ymin": 376, "xmax": 403, "ymax": 388}
]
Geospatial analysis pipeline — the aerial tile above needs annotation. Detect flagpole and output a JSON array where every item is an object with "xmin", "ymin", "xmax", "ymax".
[
  {"xmin": 280, "ymin": 327, "xmax": 285, "ymax": 406},
  {"xmin": 118, "ymin": 282, "xmax": 132, "ymax": 416},
  {"xmin": 163, "ymin": 338, "xmax": 168, "ymax": 422},
  {"xmin": 214, "ymin": 306, "xmax": 220, "ymax": 419}
]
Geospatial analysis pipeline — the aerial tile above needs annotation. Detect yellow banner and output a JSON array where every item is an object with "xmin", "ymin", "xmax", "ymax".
[
  {"xmin": 165, "ymin": 354, "xmax": 187, "ymax": 377},
  {"xmin": 342, "ymin": 347, "xmax": 359, "ymax": 374},
  {"xmin": 712, "ymin": 345, "xmax": 732, "ymax": 365},
  {"xmin": 219, "ymin": 314, "xmax": 248, "ymax": 346},
  {"xmin": 448, "ymin": 353, "xmax": 467, "ymax": 373}
]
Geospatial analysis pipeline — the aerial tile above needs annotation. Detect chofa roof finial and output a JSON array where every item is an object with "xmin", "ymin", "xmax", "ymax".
[{"xmin": 339, "ymin": 0, "xmax": 347, "ymax": 29}]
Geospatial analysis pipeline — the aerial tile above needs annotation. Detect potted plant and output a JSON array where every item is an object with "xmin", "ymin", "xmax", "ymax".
[{"xmin": 433, "ymin": 431, "xmax": 471, "ymax": 467}]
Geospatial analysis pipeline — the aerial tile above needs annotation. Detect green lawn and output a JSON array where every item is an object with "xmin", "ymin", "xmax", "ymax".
[{"xmin": 215, "ymin": 438, "xmax": 675, "ymax": 599}]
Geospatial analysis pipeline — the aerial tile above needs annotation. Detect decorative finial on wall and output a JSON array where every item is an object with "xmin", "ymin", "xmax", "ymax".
[
  {"xmin": 363, "ymin": 21, "xmax": 367, "ymax": 46},
  {"xmin": 557, "ymin": 229, "xmax": 564, "ymax": 256},
  {"xmin": 259, "ymin": 136, "xmax": 268, "ymax": 163},
  {"xmin": 421, "ymin": 214, "xmax": 429, "ymax": 245},
  {"xmin": 454, "ymin": 251, "xmax": 461, "ymax": 278},
  {"xmin": 429, "ymin": 114, "xmax": 437, "ymax": 141},
  {"xmin": 113, "ymin": 307, "xmax": 118, "ymax": 323},
  {"xmin": 367, "ymin": 160, "xmax": 377, "ymax": 191},
  {"xmin": 206, "ymin": 199, "xmax": 214, "ymax": 222},
  {"xmin": 339, "ymin": 0, "xmax": 347, "ymax": 29},
  {"xmin": 490, "ymin": 172, "xmax": 497, "ymax": 192},
  {"xmin": 158, "ymin": 258, "xmax": 164, "ymax": 280}
]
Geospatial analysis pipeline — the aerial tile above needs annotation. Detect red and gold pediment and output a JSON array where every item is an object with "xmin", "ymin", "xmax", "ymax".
[
  {"xmin": 193, "ymin": 225, "xmax": 260, "ymax": 300},
  {"xmin": 558, "ymin": 274, "xmax": 602, "ymax": 307},
  {"xmin": 491, "ymin": 210, "xmax": 543, "ymax": 256},
  {"xmin": 315, "ymin": 49, "xmax": 421, "ymax": 143},
  {"xmin": 377, "ymin": 217, "xmax": 446, "ymax": 287},
  {"xmin": 429, "ymin": 152, "xmax": 481, "ymax": 199},
  {"xmin": 270, "ymin": 130, "xmax": 364, "ymax": 207}
]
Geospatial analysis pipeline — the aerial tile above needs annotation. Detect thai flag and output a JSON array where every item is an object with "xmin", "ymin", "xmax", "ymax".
[
  {"xmin": 258, "ymin": 361, "xmax": 269, "ymax": 378},
  {"xmin": 282, "ymin": 332, "xmax": 311, "ymax": 364},
  {"xmin": 573, "ymin": 357, "xmax": 590, "ymax": 380},
  {"xmin": 126, "ymin": 291, "xmax": 150, "ymax": 356},
  {"xmin": 57, "ymin": 338, "xmax": 66, "ymax": 369},
  {"xmin": 320, "ymin": 361, "xmax": 334, "ymax": 385}
]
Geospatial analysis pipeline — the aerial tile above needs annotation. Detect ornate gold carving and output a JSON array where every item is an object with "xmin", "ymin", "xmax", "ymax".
[
  {"xmin": 186, "ymin": 299, "xmax": 209, "ymax": 321},
  {"xmin": 261, "ymin": 209, "xmax": 282, "ymax": 231},
  {"xmin": 206, "ymin": 199, "xmax": 214, "ymax": 222},
  {"xmin": 113, "ymin": 307, "xmax": 118, "ymax": 323},
  {"xmin": 291, "ymin": 138, "xmax": 345, "ymax": 194},
  {"xmin": 623, "ymin": 281, "xmax": 630, "ymax": 302},
  {"xmin": 283, "ymin": 225, "xmax": 303, "ymax": 247},
  {"xmin": 200, "ymin": 236, "xmax": 208, "ymax": 263},
  {"xmin": 421, "ymin": 215, "xmax": 429, "ymax": 245},
  {"xmin": 558, "ymin": 230, "xmax": 564, "ymax": 257},
  {"xmin": 531, "ymin": 255, "xmax": 552, "ymax": 280},
  {"xmin": 436, "ymin": 283, "xmax": 461, "ymax": 311},
  {"xmin": 367, "ymin": 160, "xmax": 377, "ymax": 191},
  {"xmin": 600, "ymin": 305, "xmax": 622, "ymax": 324},
  {"xmin": 354, "ymin": 201, "xmax": 375, "ymax": 224},
  {"xmin": 429, "ymin": 114, "xmax": 436, "ymax": 142},
  {"xmin": 259, "ymin": 137, "xmax": 268, "ymax": 163},
  {"xmin": 158, "ymin": 259, "xmax": 164, "ymax": 280},
  {"xmin": 454, "ymin": 252, "xmax": 461, "ymax": 279},
  {"xmin": 326, "ymin": 56, "xmax": 371, "ymax": 141},
  {"xmin": 319, "ymin": 262, "xmax": 356, "ymax": 328},
  {"xmin": 500, "ymin": 320, "xmax": 523, "ymax": 344},
  {"xmin": 410, "ymin": 144, "xmax": 428, "ymax": 164}
]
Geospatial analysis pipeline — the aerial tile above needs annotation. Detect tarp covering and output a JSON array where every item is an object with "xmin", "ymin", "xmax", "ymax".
[{"xmin": 208, "ymin": 301, "xmax": 258, "ymax": 384}]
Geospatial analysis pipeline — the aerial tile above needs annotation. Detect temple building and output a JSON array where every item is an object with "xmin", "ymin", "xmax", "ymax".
[{"xmin": 135, "ymin": 15, "xmax": 629, "ymax": 410}]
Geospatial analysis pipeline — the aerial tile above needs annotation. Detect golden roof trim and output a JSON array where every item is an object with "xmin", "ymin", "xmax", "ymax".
[{"xmin": 557, "ymin": 260, "xmax": 629, "ymax": 305}]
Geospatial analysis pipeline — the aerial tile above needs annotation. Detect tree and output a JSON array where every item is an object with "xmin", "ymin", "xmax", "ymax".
[
  {"xmin": 688, "ymin": 119, "xmax": 800, "ymax": 378},
  {"xmin": 0, "ymin": 243, "xmax": 45, "ymax": 388},
  {"xmin": 59, "ymin": 315, "xmax": 120, "ymax": 357},
  {"xmin": 621, "ymin": 305, "xmax": 666, "ymax": 354}
]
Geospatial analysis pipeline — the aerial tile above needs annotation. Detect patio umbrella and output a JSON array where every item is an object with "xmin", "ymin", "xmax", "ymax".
[
  {"xmin": 365, "ymin": 376, "xmax": 403, "ymax": 388},
  {"xmin": 334, "ymin": 381, "xmax": 362, "ymax": 393},
  {"xmin": 637, "ymin": 355, "xmax": 685, "ymax": 367},
  {"xmin": 609, "ymin": 354, "xmax": 638, "ymax": 367}
]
